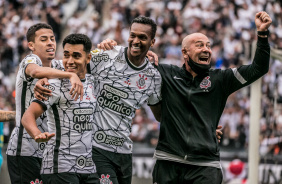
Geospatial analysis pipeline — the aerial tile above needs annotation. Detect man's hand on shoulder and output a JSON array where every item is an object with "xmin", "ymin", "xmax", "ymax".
[
  {"xmin": 69, "ymin": 73, "xmax": 84, "ymax": 101},
  {"xmin": 97, "ymin": 38, "xmax": 117, "ymax": 50}
]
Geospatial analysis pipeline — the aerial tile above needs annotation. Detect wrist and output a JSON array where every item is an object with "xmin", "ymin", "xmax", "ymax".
[
  {"xmin": 257, "ymin": 30, "xmax": 269, "ymax": 38},
  {"xmin": 67, "ymin": 72, "xmax": 74, "ymax": 79}
]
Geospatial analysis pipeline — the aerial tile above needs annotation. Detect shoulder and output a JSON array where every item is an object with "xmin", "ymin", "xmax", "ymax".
[
  {"xmin": 21, "ymin": 54, "xmax": 42, "ymax": 67},
  {"xmin": 158, "ymin": 63, "xmax": 182, "ymax": 74}
]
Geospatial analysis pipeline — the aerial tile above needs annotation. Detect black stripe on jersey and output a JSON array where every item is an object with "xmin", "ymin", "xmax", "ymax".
[
  {"xmin": 16, "ymin": 81, "xmax": 27, "ymax": 156},
  {"xmin": 52, "ymin": 104, "xmax": 61, "ymax": 173},
  {"xmin": 87, "ymin": 63, "xmax": 91, "ymax": 74},
  {"xmin": 125, "ymin": 47, "xmax": 148, "ymax": 71}
]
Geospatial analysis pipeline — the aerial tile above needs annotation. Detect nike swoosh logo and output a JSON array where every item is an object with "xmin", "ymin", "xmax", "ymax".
[{"xmin": 173, "ymin": 76, "xmax": 183, "ymax": 80}]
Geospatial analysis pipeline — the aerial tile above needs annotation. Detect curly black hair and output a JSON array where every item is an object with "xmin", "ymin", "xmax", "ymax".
[
  {"xmin": 130, "ymin": 16, "xmax": 157, "ymax": 39},
  {"xmin": 62, "ymin": 34, "xmax": 92, "ymax": 53}
]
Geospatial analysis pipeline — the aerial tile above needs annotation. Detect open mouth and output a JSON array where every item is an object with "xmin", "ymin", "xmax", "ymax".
[
  {"xmin": 46, "ymin": 48, "xmax": 55, "ymax": 54},
  {"xmin": 199, "ymin": 57, "xmax": 209, "ymax": 63}
]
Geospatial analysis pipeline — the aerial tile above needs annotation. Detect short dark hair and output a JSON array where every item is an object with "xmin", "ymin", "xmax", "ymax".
[
  {"xmin": 62, "ymin": 34, "xmax": 92, "ymax": 53},
  {"xmin": 130, "ymin": 16, "xmax": 157, "ymax": 39},
  {"xmin": 26, "ymin": 23, "xmax": 53, "ymax": 42}
]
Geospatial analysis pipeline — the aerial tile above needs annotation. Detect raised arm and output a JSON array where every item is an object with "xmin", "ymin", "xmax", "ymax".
[{"xmin": 21, "ymin": 102, "xmax": 55, "ymax": 142}]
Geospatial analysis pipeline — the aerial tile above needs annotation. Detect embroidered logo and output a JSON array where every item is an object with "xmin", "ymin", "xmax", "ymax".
[
  {"xmin": 200, "ymin": 76, "xmax": 211, "ymax": 89},
  {"xmin": 100, "ymin": 174, "xmax": 113, "ymax": 184},
  {"xmin": 136, "ymin": 74, "xmax": 147, "ymax": 89},
  {"xmin": 124, "ymin": 77, "xmax": 131, "ymax": 85},
  {"xmin": 30, "ymin": 179, "xmax": 43, "ymax": 184}
]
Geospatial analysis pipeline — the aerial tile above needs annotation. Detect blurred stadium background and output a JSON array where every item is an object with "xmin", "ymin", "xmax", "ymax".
[{"xmin": 0, "ymin": 0, "xmax": 282, "ymax": 183}]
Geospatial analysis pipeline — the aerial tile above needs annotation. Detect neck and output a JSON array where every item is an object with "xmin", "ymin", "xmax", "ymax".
[
  {"xmin": 78, "ymin": 72, "xmax": 86, "ymax": 80},
  {"xmin": 42, "ymin": 60, "xmax": 51, "ymax": 67},
  {"xmin": 185, "ymin": 61, "xmax": 197, "ymax": 78},
  {"xmin": 127, "ymin": 49, "xmax": 146, "ymax": 67}
]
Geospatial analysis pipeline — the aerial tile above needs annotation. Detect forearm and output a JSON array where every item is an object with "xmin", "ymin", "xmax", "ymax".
[
  {"xmin": 22, "ymin": 112, "xmax": 42, "ymax": 139},
  {"xmin": 253, "ymin": 36, "xmax": 270, "ymax": 69},
  {"xmin": 27, "ymin": 65, "xmax": 73, "ymax": 79},
  {"xmin": 0, "ymin": 110, "xmax": 16, "ymax": 122},
  {"xmin": 21, "ymin": 102, "xmax": 45, "ymax": 139}
]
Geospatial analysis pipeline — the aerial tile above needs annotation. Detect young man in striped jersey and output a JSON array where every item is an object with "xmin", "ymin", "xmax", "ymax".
[
  {"xmin": 21, "ymin": 34, "xmax": 99, "ymax": 184},
  {"xmin": 6, "ymin": 23, "xmax": 83, "ymax": 184}
]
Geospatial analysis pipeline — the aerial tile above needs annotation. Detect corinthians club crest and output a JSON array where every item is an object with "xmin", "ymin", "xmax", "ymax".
[
  {"xmin": 100, "ymin": 174, "xmax": 113, "ymax": 184},
  {"xmin": 200, "ymin": 76, "xmax": 211, "ymax": 89},
  {"xmin": 136, "ymin": 74, "xmax": 147, "ymax": 89}
]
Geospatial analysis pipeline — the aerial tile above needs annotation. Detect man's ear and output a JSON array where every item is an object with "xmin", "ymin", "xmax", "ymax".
[
  {"xmin": 182, "ymin": 48, "xmax": 189, "ymax": 59},
  {"xmin": 151, "ymin": 39, "xmax": 155, "ymax": 47},
  {"xmin": 86, "ymin": 53, "xmax": 91, "ymax": 64},
  {"xmin": 28, "ymin": 42, "xmax": 35, "ymax": 51}
]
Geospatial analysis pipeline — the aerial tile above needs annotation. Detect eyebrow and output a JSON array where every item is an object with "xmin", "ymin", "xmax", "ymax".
[
  {"xmin": 63, "ymin": 51, "xmax": 82, "ymax": 56},
  {"xmin": 195, "ymin": 41, "xmax": 210, "ymax": 44},
  {"xmin": 130, "ymin": 32, "xmax": 148, "ymax": 37},
  {"xmin": 39, "ymin": 35, "xmax": 54, "ymax": 39}
]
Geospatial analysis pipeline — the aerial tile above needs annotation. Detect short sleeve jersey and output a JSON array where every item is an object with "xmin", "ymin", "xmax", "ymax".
[
  {"xmin": 6, "ymin": 54, "xmax": 56, "ymax": 157},
  {"xmin": 89, "ymin": 46, "xmax": 162, "ymax": 154},
  {"xmin": 36, "ymin": 74, "xmax": 97, "ymax": 174}
]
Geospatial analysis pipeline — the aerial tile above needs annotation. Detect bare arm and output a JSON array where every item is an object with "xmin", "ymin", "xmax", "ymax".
[
  {"xmin": 22, "ymin": 102, "xmax": 55, "ymax": 142},
  {"xmin": 26, "ymin": 64, "xmax": 84, "ymax": 101},
  {"xmin": 0, "ymin": 110, "xmax": 16, "ymax": 122},
  {"xmin": 26, "ymin": 63, "xmax": 74, "ymax": 79},
  {"xmin": 150, "ymin": 103, "xmax": 161, "ymax": 122}
]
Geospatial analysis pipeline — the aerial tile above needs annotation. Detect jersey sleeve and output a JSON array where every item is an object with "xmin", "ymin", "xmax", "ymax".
[
  {"xmin": 220, "ymin": 36, "xmax": 270, "ymax": 95},
  {"xmin": 88, "ymin": 46, "xmax": 122, "ymax": 76},
  {"xmin": 33, "ymin": 79, "xmax": 61, "ymax": 110},
  {"xmin": 147, "ymin": 70, "xmax": 162, "ymax": 106},
  {"xmin": 21, "ymin": 55, "xmax": 43, "ymax": 82}
]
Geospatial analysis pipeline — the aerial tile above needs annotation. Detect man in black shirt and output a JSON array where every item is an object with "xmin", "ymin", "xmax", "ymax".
[{"xmin": 151, "ymin": 11, "xmax": 272, "ymax": 184}]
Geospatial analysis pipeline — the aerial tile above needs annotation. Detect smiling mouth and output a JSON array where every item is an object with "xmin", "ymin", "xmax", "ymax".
[
  {"xmin": 131, "ymin": 46, "xmax": 141, "ymax": 51},
  {"xmin": 66, "ymin": 66, "xmax": 77, "ymax": 71},
  {"xmin": 199, "ymin": 57, "xmax": 209, "ymax": 63}
]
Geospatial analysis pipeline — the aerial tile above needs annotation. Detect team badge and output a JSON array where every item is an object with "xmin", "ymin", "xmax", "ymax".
[
  {"xmin": 90, "ymin": 49, "xmax": 101, "ymax": 56},
  {"xmin": 25, "ymin": 57, "xmax": 36, "ymax": 64},
  {"xmin": 30, "ymin": 179, "xmax": 43, "ymax": 184},
  {"xmin": 136, "ymin": 74, "xmax": 147, "ymax": 89},
  {"xmin": 200, "ymin": 76, "xmax": 211, "ymax": 89},
  {"xmin": 124, "ymin": 77, "xmax": 131, "ymax": 85},
  {"xmin": 100, "ymin": 174, "xmax": 113, "ymax": 184}
]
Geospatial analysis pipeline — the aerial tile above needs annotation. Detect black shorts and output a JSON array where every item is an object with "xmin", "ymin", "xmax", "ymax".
[
  {"xmin": 153, "ymin": 160, "xmax": 223, "ymax": 184},
  {"xmin": 7, "ymin": 155, "xmax": 42, "ymax": 184},
  {"xmin": 42, "ymin": 172, "xmax": 99, "ymax": 184},
  {"xmin": 92, "ymin": 147, "xmax": 132, "ymax": 184}
]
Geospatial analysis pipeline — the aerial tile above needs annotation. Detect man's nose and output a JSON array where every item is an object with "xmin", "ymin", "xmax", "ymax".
[
  {"xmin": 47, "ymin": 38, "xmax": 55, "ymax": 45},
  {"xmin": 67, "ymin": 57, "xmax": 74, "ymax": 64},
  {"xmin": 132, "ymin": 37, "xmax": 140, "ymax": 43}
]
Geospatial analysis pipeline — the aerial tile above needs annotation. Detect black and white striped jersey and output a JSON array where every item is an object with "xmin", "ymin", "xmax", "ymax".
[
  {"xmin": 89, "ymin": 46, "xmax": 162, "ymax": 154},
  {"xmin": 35, "ymin": 74, "xmax": 96, "ymax": 174},
  {"xmin": 6, "ymin": 55, "xmax": 60, "ymax": 157}
]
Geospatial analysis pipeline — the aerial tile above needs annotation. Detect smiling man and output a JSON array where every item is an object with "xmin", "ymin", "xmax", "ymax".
[
  {"xmin": 151, "ymin": 11, "xmax": 272, "ymax": 184},
  {"xmin": 88, "ymin": 16, "xmax": 162, "ymax": 184},
  {"xmin": 5, "ymin": 23, "xmax": 83, "ymax": 184},
  {"xmin": 21, "ymin": 34, "xmax": 99, "ymax": 184}
]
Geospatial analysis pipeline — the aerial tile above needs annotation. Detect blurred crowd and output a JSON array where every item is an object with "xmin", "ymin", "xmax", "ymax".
[{"xmin": 0, "ymin": 0, "xmax": 282, "ymax": 157}]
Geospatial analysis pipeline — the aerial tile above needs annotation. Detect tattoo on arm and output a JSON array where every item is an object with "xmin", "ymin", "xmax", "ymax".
[{"xmin": 0, "ymin": 110, "xmax": 16, "ymax": 122}]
